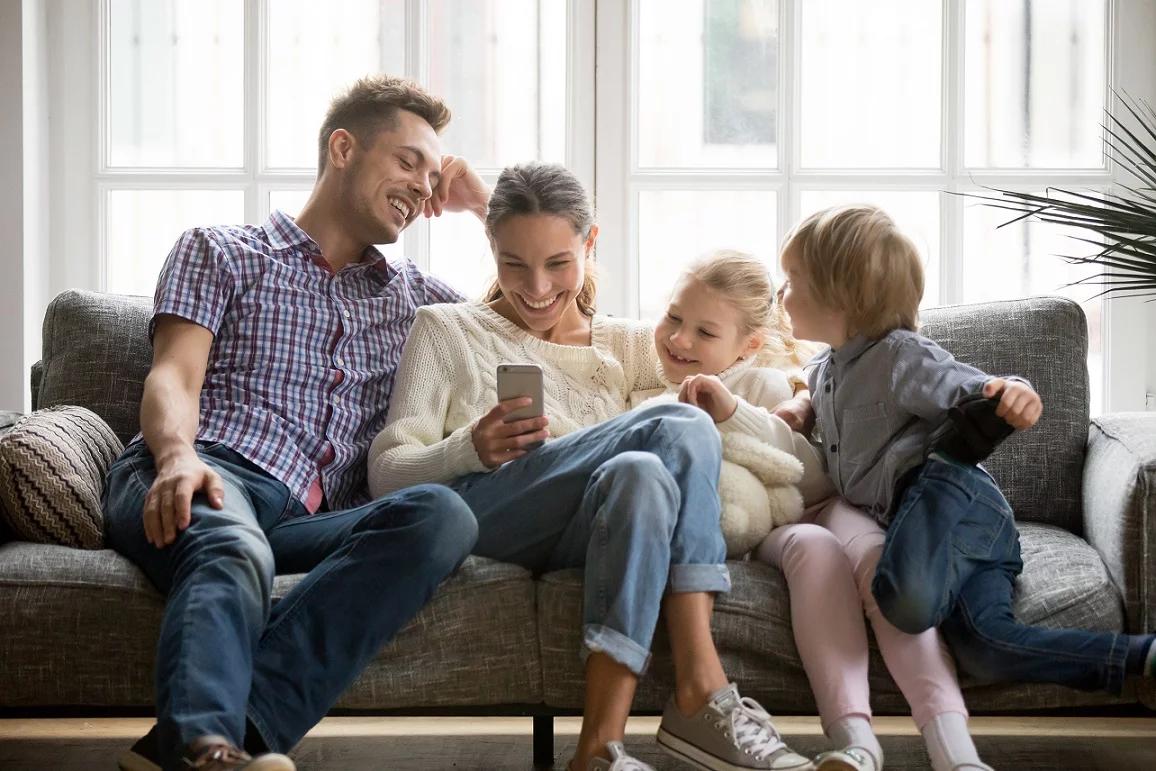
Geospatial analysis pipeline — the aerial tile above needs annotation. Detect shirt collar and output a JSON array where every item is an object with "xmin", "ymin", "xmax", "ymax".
[
  {"xmin": 831, "ymin": 333, "xmax": 876, "ymax": 367},
  {"xmin": 266, "ymin": 210, "xmax": 395, "ymax": 281},
  {"xmin": 266, "ymin": 210, "xmax": 320, "ymax": 253}
]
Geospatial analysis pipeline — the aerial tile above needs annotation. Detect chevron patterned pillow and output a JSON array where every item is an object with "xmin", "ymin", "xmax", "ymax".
[{"xmin": 0, "ymin": 406, "xmax": 123, "ymax": 548}]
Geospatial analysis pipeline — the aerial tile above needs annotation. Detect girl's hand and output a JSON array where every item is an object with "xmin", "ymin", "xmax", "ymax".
[
  {"xmin": 772, "ymin": 393, "xmax": 816, "ymax": 435},
  {"xmin": 471, "ymin": 397, "xmax": 550, "ymax": 468},
  {"xmin": 984, "ymin": 378, "xmax": 1043, "ymax": 430},
  {"xmin": 678, "ymin": 374, "xmax": 738, "ymax": 423}
]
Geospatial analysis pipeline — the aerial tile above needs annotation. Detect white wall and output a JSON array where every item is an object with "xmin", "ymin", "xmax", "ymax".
[
  {"xmin": 0, "ymin": 0, "xmax": 26, "ymax": 411},
  {"xmin": 1116, "ymin": 0, "xmax": 1156, "ymax": 412},
  {"xmin": 0, "ymin": 0, "xmax": 51, "ymax": 413},
  {"xmin": 24, "ymin": 0, "xmax": 50, "ymax": 411}
]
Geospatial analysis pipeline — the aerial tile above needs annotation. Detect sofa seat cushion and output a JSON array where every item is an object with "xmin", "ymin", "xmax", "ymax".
[
  {"xmin": 539, "ymin": 521, "xmax": 1131, "ymax": 713},
  {"xmin": 0, "ymin": 544, "xmax": 541, "ymax": 708}
]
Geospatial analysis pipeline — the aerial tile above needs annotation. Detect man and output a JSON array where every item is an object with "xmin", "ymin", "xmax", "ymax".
[{"xmin": 104, "ymin": 75, "xmax": 488, "ymax": 771}]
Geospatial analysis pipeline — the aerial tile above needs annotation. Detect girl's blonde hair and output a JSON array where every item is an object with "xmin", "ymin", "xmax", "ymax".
[
  {"xmin": 684, "ymin": 250, "xmax": 818, "ymax": 369},
  {"xmin": 781, "ymin": 204, "xmax": 923, "ymax": 339},
  {"xmin": 482, "ymin": 162, "xmax": 598, "ymax": 316}
]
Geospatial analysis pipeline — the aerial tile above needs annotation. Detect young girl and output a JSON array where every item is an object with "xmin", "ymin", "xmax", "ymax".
[
  {"xmin": 649, "ymin": 251, "xmax": 991, "ymax": 771},
  {"xmin": 779, "ymin": 204, "xmax": 1156, "ymax": 741}
]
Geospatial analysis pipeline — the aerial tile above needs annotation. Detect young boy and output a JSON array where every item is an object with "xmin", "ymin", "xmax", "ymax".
[{"xmin": 779, "ymin": 204, "xmax": 1155, "ymax": 696}]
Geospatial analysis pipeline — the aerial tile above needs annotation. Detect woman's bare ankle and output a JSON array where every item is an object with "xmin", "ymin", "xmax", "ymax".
[{"xmin": 674, "ymin": 673, "xmax": 727, "ymax": 716}]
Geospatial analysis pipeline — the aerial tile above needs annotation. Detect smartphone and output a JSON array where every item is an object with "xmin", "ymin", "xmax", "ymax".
[{"xmin": 497, "ymin": 363, "xmax": 544, "ymax": 449}]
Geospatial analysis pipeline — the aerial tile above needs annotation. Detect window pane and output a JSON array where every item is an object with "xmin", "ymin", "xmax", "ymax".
[
  {"xmin": 964, "ymin": 0, "xmax": 1107, "ymax": 169},
  {"xmin": 800, "ymin": 0, "xmax": 941, "ymax": 169},
  {"xmin": 268, "ymin": 189, "xmax": 404, "ymax": 258},
  {"xmin": 962, "ymin": 195, "xmax": 1104, "ymax": 414},
  {"xmin": 267, "ymin": 0, "xmax": 406, "ymax": 170},
  {"xmin": 108, "ymin": 0, "xmax": 244, "ymax": 168},
  {"xmin": 799, "ymin": 191, "xmax": 942, "ymax": 306},
  {"xmin": 638, "ymin": 0, "xmax": 778, "ymax": 169},
  {"xmin": 427, "ymin": 0, "xmax": 567, "ymax": 168},
  {"xmin": 267, "ymin": 0, "xmax": 406, "ymax": 169},
  {"xmin": 106, "ymin": 190, "xmax": 245, "ymax": 296},
  {"xmin": 428, "ymin": 214, "xmax": 493, "ymax": 300},
  {"xmin": 638, "ymin": 190, "xmax": 777, "ymax": 321}
]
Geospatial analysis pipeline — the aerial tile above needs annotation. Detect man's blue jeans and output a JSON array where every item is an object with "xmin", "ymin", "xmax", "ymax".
[
  {"xmin": 450, "ymin": 402, "xmax": 730, "ymax": 676},
  {"xmin": 103, "ymin": 441, "xmax": 477, "ymax": 770},
  {"xmin": 872, "ymin": 456, "xmax": 1145, "ymax": 694}
]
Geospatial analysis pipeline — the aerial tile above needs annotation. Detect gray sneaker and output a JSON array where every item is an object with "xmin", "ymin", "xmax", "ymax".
[
  {"xmin": 585, "ymin": 741, "xmax": 656, "ymax": 771},
  {"xmin": 656, "ymin": 684, "xmax": 815, "ymax": 771}
]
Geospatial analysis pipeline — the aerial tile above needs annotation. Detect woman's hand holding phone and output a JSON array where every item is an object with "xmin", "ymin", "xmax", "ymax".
[{"xmin": 472, "ymin": 399, "xmax": 550, "ymax": 468}]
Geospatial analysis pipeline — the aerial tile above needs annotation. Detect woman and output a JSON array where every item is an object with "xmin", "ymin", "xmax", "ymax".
[{"xmin": 368, "ymin": 163, "xmax": 813, "ymax": 771}]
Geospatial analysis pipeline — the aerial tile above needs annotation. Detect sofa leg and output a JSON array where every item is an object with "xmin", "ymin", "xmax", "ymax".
[{"xmin": 533, "ymin": 715, "xmax": 554, "ymax": 768}]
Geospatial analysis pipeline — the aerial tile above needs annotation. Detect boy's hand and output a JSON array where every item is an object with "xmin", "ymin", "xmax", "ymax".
[
  {"xmin": 984, "ymin": 378, "xmax": 1042, "ymax": 430},
  {"xmin": 425, "ymin": 155, "xmax": 490, "ymax": 220},
  {"xmin": 772, "ymin": 393, "xmax": 816, "ymax": 435},
  {"xmin": 678, "ymin": 374, "xmax": 738, "ymax": 423}
]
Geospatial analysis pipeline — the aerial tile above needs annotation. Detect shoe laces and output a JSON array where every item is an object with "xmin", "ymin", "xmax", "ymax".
[
  {"xmin": 604, "ymin": 741, "xmax": 653, "ymax": 771},
  {"xmin": 717, "ymin": 696, "xmax": 786, "ymax": 761},
  {"xmin": 183, "ymin": 743, "xmax": 252, "ymax": 769}
]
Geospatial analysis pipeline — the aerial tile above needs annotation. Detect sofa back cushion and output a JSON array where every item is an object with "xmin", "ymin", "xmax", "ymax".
[
  {"xmin": 35, "ymin": 290, "xmax": 152, "ymax": 445},
  {"xmin": 921, "ymin": 296, "xmax": 1088, "ymax": 532},
  {"xmin": 33, "ymin": 291, "xmax": 1089, "ymax": 531}
]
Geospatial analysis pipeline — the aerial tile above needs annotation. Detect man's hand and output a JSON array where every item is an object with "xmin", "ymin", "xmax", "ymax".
[
  {"xmin": 984, "ymin": 378, "xmax": 1042, "ymax": 430},
  {"xmin": 772, "ymin": 393, "xmax": 816, "ymax": 435},
  {"xmin": 678, "ymin": 374, "xmax": 738, "ymax": 423},
  {"xmin": 472, "ymin": 398, "xmax": 550, "ymax": 469},
  {"xmin": 143, "ymin": 446, "xmax": 225, "ymax": 548},
  {"xmin": 425, "ymin": 155, "xmax": 490, "ymax": 220}
]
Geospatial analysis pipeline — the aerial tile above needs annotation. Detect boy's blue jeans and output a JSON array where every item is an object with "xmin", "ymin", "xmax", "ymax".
[
  {"xmin": 872, "ymin": 456, "xmax": 1144, "ymax": 694},
  {"xmin": 450, "ymin": 402, "xmax": 730, "ymax": 676},
  {"xmin": 103, "ymin": 441, "xmax": 477, "ymax": 770}
]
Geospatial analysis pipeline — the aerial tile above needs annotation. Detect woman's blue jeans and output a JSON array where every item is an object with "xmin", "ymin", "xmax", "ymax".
[{"xmin": 450, "ymin": 402, "xmax": 730, "ymax": 676}]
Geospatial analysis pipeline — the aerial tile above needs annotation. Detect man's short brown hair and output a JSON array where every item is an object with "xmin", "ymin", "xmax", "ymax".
[
  {"xmin": 782, "ymin": 204, "xmax": 925, "ymax": 340},
  {"xmin": 317, "ymin": 75, "xmax": 451, "ymax": 172}
]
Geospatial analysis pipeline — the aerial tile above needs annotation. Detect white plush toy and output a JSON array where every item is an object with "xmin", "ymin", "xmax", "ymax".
[{"xmin": 639, "ymin": 394, "xmax": 806, "ymax": 557}]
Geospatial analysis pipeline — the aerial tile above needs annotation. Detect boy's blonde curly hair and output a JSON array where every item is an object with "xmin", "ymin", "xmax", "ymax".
[{"xmin": 782, "ymin": 205, "xmax": 924, "ymax": 340}]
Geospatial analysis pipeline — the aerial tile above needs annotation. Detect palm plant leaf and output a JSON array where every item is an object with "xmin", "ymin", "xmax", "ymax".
[{"xmin": 963, "ymin": 91, "xmax": 1156, "ymax": 299}]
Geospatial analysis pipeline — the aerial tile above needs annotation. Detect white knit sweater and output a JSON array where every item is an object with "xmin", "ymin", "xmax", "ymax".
[
  {"xmin": 368, "ymin": 302, "xmax": 662, "ymax": 496},
  {"xmin": 630, "ymin": 356, "xmax": 834, "ymax": 506}
]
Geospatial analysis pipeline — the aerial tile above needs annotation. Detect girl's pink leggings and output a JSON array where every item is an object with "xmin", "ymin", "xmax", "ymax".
[{"xmin": 756, "ymin": 497, "xmax": 968, "ymax": 730}]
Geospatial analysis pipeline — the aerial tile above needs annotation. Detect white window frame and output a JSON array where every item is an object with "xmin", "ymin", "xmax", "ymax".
[
  {"xmin": 594, "ymin": 0, "xmax": 1156, "ymax": 413},
  {"xmin": 48, "ymin": 0, "xmax": 595, "ymax": 293},
  {"xmin": 38, "ymin": 0, "xmax": 1156, "ymax": 413}
]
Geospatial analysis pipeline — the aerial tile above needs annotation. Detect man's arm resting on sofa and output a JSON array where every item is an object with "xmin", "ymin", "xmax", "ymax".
[
  {"xmin": 1083, "ymin": 412, "xmax": 1156, "ymax": 634},
  {"xmin": 138, "ymin": 314, "xmax": 225, "ymax": 548}
]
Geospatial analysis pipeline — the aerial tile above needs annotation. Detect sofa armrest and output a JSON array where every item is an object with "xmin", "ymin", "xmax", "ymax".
[{"xmin": 1083, "ymin": 412, "xmax": 1156, "ymax": 633}]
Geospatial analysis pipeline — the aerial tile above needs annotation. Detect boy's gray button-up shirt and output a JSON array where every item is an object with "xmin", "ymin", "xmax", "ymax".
[{"xmin": 806, "ymin": 329, "xmax": 1011, "ymax": 522}]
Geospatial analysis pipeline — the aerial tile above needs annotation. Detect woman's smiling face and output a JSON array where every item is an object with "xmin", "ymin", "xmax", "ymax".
[{"xmin": 490, "ymin": 213, "xmax": 595, "ymax": 335}]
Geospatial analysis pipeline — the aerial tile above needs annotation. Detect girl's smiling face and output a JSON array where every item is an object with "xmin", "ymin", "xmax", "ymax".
[{"xmin": 654, "ymin": 275, "xmax": 762, "ymax": 380}]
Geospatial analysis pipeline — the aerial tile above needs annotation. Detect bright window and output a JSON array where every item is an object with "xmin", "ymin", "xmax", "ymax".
[
  {"xmin": 598, "ymin": 0, "xmax": 1113, "ymax": 412},
  {"xmin": 96, "ymin": 0, "xmax": 575, "ymax": 299}
]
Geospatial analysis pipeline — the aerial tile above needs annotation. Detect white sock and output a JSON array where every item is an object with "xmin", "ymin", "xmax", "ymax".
[
  {"xmin": 922, "ymin": 711, "xmax": 986, "ymax": 771},
  {"xmin": 828, "ymin": 715, "xmax": 882, "ymax": 770}
]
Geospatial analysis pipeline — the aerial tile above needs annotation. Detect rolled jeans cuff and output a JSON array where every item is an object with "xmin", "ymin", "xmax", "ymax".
[
  {"xmin": 668, "ymin": 563, "xmax": 731, "ymax": 594},
  {"xmin": 582, "ymin": 624, "xmax": 652, "ymax": 677}
]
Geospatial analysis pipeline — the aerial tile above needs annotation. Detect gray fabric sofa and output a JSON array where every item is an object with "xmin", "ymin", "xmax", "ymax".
[{"xmin": 1, "ymin": 290, "xmax": 1154, "ymax": 763}]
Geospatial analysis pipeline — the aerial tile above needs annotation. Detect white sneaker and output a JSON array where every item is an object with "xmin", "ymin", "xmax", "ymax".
[
  {"xmin": 814, "ymin": 747, "xmax": 878, "ymax": 771},
  {"xmin": 585, "ymin": 741, "xmax": 656, "ymax": 771}
]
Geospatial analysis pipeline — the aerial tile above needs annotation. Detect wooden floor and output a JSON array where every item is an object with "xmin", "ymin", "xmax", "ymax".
[{"xmin": 2, "ymin": 715, "xmax": 1155, "ymax": 770}]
